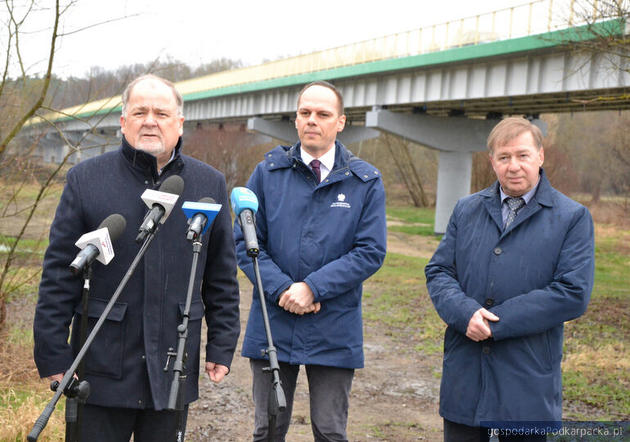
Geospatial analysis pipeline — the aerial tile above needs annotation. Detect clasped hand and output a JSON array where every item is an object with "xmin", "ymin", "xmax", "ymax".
[
  {"xmin": 278, "ymin": 282, "xmax": 321, "ymax": 315},
  {"xmin": 466, "ymin": 308, "xmax": 499, "ymax": 341}
]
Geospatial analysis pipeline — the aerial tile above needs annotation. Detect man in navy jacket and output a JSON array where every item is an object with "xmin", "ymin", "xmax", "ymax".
[
  {"xmin": 425, "ymin": 117, "xmax": 595, "ymax": 441},
  {"xmin": 234, "ymin": 81, "xmax": 387, "ymax": 441},
  {"xmin": 33, "ymin": 75, "xmax": 240, "ymax": 441}
]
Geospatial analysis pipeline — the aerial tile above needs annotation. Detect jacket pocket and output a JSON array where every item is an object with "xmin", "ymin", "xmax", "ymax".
[
  {"xmin": 519, "ymin": 332, "xmax": 553, "ymax": 373},
  {"xmin": 74, "ymin": 298, "xmax": 127, "ymax": 379}
]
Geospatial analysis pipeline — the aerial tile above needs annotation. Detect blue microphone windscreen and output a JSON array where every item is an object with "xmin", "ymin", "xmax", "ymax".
[
  {"xmin": 182, "ymin": 200, "xmax": 222, "ymax": 234},
  {"xmin": 230, "ymin": 187, "xmax": 259, "ymax": 216}
]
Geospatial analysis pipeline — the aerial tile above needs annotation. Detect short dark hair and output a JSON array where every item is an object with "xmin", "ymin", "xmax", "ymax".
[
  {"xmin": 297, "ymin": 81, "xmax": 344, "ymax": 116},
  {"xmin": 122, "ymin": 74, "xmax": 183, "ymax": 117},
  {"xmin": 487, "ymin": 117, "xmax": 544, "ymax": 152}
]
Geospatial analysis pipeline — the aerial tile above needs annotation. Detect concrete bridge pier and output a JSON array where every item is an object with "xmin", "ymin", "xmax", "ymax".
[
  {"xmin": 247, "ymin": 117, "xmax": 380, "ymax": 146},
  {"xmin": 29, "ymin": 129, "xmax": 119, "ymax": 164},
  {"xmin": 366, "ymin": 109, "xmax": 497, "ymax": 234}
]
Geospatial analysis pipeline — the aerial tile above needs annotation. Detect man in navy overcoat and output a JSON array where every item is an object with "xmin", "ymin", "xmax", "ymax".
[{"xmin": 426, "ymin": 117, "xmax": 594, "ymax": 442}]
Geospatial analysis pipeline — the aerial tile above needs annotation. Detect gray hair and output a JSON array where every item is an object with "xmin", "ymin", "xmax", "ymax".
[
  {"xmin": 121, "ymin": 74, "xmax": 184, "ymax": 117},
  {"xmin": 487, "ymin": 117, "xmax": 543, "ymax": 153}
]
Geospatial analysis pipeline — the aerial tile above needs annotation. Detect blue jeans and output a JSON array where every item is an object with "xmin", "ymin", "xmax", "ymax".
[{"xmin": 250, "ymin": 359, "xmax": 354, "ymax": 442}]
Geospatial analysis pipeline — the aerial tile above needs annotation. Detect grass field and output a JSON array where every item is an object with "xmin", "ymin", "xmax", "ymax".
[
  {"xmin": 1, "ymin": 191, "xmax": 628, "ymax": 440},
  {"xmin": 372, "ymin": 205, "xmax": 630, "ymax": 421}
]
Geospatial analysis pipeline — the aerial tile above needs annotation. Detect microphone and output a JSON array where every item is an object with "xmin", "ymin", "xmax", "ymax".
[
  {"xmin": 230, "ymin": 187, "xmax": 259, "ymax": 257},
  {"xmin": 136, "ymin": 175, "xmax": 184, "ymax": 243},
  {"xmin": 69, "ymin": 214, "xmax": 127, "ymax": 275},
  {"xmin": 182, "ymin": 197, "xmax": 222, "ymax": 241}
]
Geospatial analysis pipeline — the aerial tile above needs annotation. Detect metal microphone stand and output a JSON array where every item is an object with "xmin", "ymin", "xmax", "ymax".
[
  {"xmin": 248, "ymin": 248, "xmax": 286, "ymax": 442},
  {"xmin": 63, "ymin": 265, "xmax": 93, "ymax": 442},
  {"xmin": 28, "ymin": 230, "xmax": 159, "ymax": 442},
  {"xmin": 165, "ymin": 231, "xmax": 204, "ymax": 442}
]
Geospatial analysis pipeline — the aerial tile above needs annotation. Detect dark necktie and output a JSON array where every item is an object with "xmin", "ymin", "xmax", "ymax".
[
  {"xmin": 310, "ymin": 159, "xmax": 321, "ymax": 183},
  {"xmin": 505, "ymin": 197, "xmax": 525, "ymax": 228}
]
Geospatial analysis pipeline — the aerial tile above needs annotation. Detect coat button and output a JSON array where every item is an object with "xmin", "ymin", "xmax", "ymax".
[
  {"xmin": 493, "ymin": 247, "xmax": 502, "ymax": 255},
  {"xmin": 485, "ymin": 298, "xmax": 494, "ymax": 307},
  {"xmin": 482, "ymin": 345, "xmax": 491, "ymax": 354}
]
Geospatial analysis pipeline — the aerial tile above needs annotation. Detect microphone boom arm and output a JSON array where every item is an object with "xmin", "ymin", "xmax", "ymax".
[{"xmin": 28, "ymin": 229, "xmax": 159, "ymax": 441}]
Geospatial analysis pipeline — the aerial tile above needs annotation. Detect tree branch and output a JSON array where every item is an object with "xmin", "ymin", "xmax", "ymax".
[{"xmin": 0, "ymin": 0, "xmax": 61, "ymax": 158}]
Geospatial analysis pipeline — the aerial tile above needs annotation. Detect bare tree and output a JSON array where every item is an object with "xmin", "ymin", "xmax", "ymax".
[
  {"xmin": 0, "ymin": 0, "xmax": 67, "ymax": 329},
  {"xmin": 380, "ymin": 133, "xmax": 430, "ymax": 207},
  {"xmin": 185, "ymin": 122, "xmax": 273, "ymax": 190},
  {"xmin": 562, "ymin": 0, "xmax": 630, "ymax": 73},
  {"xmin": 0, "ymin": 0, "xmax": 64, "ymax": 158}
]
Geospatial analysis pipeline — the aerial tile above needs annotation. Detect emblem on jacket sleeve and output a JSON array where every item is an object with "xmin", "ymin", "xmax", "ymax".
[{"xmin": 331, "ymin": 193, "xmax": 351, "ymax": 209}]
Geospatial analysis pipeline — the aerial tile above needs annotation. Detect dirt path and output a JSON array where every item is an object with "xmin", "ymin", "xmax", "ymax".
[{"xmin": 187, "ymin": 233, "xmax": 443, "ymax": 441}]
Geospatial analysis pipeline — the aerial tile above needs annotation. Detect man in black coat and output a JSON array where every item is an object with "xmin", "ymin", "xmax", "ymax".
[{"xmin": 33, "ymin": 74, "xmax": 240, "ymax": 441}]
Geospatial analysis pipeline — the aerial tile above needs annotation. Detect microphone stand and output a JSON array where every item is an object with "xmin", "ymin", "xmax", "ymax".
[
  {"xmin": 63, "ymin": 265, "xmax": 92, "ymax": 442},
  {"xmin": 165, "ymin": 233, "xmax": 204, "ymax": 442},
  {"xmin": 28, "ymin": 230, "xmax": 159, "ymax": 442},
  {"xmin": 248, "ymin": 248, "xmax": 286, "ymax": 442}
]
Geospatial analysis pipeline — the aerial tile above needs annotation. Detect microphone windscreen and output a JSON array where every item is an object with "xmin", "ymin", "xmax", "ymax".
[
  {"xmin": 99, "ymin": 214, "xmax": 127, "ymax": 242},
  {"xmin": 230, "ymin": 187, "xmax": 259, "ymax": 216},
  {"xmin": 199, "ymin": 197, "xmax": 216, "ymax": 204},
  {"xmin": 159, "ymin": 175, "xmax": 184, "ymax": 196}
]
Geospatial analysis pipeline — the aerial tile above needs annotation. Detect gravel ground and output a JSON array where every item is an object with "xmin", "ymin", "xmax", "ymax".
[{"xmin": 186, "ymin": 277, "xmax": 443, "ymax": 442}]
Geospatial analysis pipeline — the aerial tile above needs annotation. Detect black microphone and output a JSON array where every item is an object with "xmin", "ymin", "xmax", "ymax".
[
  {"xmin": 230, "ymin": 187, "xmax": 260, "ymax": 257},
  {"xmin": 136, "ymin": 175, "xmax": 184, "ymax": 243},
  {"xmin": 182, "ymin": 197, "xmax": 221, "ymax": 241},
  {"xmin": 69, "ymin": 214, "xmax": 127, "ymax": 275}
]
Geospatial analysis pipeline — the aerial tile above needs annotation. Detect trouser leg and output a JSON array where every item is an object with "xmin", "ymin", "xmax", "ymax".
[
  {"xmin": 305, "ymin": 364, "xmax": 354, "ymax": 442},
  {"xmin": 444, "ymin": 419, "xmax": 490, "ymax": 442},
  {"xmin": 79, "ymin": 404, "xmax": 135, "ymax": 442},
  {"xmin": 250, "ymin": 358, "xmax": 299, "ymax": 442},
  {"xmin": 134, "ymin": 406, "xmax": 188, "ymax": 442},
  {"xmin": 444, "ymin": 419, "xmax": 547, "ymax": 442},
  {"xmin": 79, "ymin": 404, "xmax": 188, "ymax": 442}
]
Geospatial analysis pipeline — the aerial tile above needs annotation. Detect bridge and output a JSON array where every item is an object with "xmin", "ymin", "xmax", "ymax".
[{"xmin": 25, "ymin": 0, "xmax": 630, "ymax": 233}]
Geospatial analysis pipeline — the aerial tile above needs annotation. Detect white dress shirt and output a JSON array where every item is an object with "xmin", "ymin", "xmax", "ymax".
[{"xmin": 301, "ymin": 144, "xmax": 336, "ymax": 182}]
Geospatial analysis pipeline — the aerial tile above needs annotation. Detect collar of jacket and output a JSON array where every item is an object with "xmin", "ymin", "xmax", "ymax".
[
  {"xmin": 264, "ymin": 140, "xmax": 381, "ymax": 183},
  {"xmin": 480, "ymin": 168, "xmax": 554, "ymax": 208},
  {"xmin": 481, "ymin": 168, "xmax": 554, "ymax": 233},
  {"xmin": 120, "ymin": 135, "xmax": 185, "ymax": 184}
]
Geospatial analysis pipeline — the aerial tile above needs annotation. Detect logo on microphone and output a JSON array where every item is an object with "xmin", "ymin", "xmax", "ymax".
[{"xmin": 330, "ymin": 193, "xmax": 351, "ymax": 209}]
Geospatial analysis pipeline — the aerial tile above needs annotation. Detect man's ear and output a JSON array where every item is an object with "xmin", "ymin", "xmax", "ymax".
[{"xmin": 337, "ymin": 114, "xmax": 346, "ymax": 132}]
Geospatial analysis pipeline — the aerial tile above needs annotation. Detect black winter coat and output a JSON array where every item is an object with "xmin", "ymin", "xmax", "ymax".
[{"xmin": 34, "ymin": 137, "xmax": 240, "ymax": 410}]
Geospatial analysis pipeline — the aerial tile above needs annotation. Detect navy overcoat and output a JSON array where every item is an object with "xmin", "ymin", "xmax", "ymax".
[
  {"xmin": 425, "ymin": 169, "xmax": 594, "ymax": 427},
  {"xmin": 34, "ymin": 138, "xmax": 240, "ymax": 410}
]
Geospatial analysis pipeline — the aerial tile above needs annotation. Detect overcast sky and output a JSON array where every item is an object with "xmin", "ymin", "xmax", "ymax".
[{"xmin": 8, "ymin": 0, "xmax": 552, "ymax": 78}]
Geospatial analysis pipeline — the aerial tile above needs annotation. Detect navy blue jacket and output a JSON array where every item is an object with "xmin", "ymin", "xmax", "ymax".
[
  {"xmin": 33, "ymin": 137, "xmax": 240, "ymax": 410},
  {"xmin": 235, "ymin": 142, "xmax": 387, "ymax": 369},
  {"xmin": 425, "ymin": 169, "xmax": 594, "ymax": 426}
]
